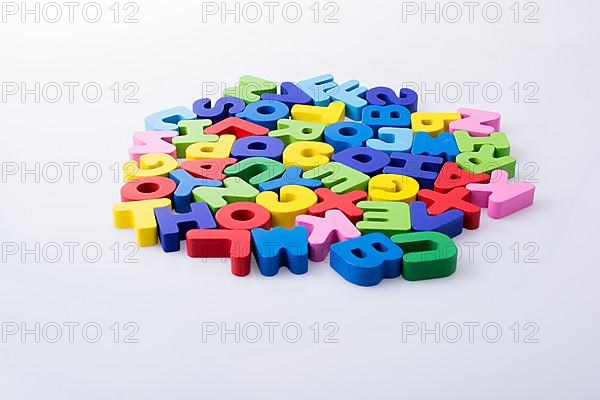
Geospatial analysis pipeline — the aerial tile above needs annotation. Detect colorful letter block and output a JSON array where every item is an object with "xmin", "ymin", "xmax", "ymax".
[
  {"xmin": 308, "ymin": 188, "xmax": 367, "ymax": 224},
  {"xmin": 215, "ymin": 202, "xmax": 271, "ymax": 230},
  {"xmin": 155, "ymin": 202, "xmax": 217, "ymax": 252},
  {"xmin": 283, "ymin": 141, "xmax": 334, "ymax": 171},
  {"xmin": 223, "ymin": 75, "xmax": 277, "ymax": 104},
  {"xmin": 269, "ymin": 119, "xmax": 325, "ymax": 145},
  {"xmin": 368, "ymin": 174, "xmax": 419, "ymax": 203},
  {"xmin": 192, "ymin": 177, "xmax": 259, "ymax": 213},
  {"xmin": 434, "ymin": 162, "xmax": 490, "ymax": 193},
  {"xmin": 169, "ymin": 169, "xmax": 222, "ymax": 213},
  {"xmin": 186, "ymin": 229, "xmax": 252, "ymax": 276},
  {"xmin": 291, "ymin": 102, "xmax": 345, "ymax": 125},
  {"xmin": 466, "ymin": 169, "xmax": 535, "ymax": 218},
  {"xmin": 366, "ymin": 127, "xmax": 413, "ymax": 154},
  {"xmin": 366, "ymin": 86, "xmax": 418, "ymax": 113},
  {"xmin": 332, "ymin": 147, "xmax": 390, "ymax": 176},
  {"xmin": 174, "ymin": 119, "xmax": 216, "ymax": 158},
  {"xmin": 186, "ymin": 135, "xmax": 236, "ymax": 160},
  {"xmin": 303, "ymin": 162, "xmax": 369, "ymax": 194},
  {"xmin": 145, "ymin": 106, "xmax": 195, "ymax": 131},
  {"xmin": 236, "ymin": 99, "xmax": 290, "ymax": 130},
  {"xmin": 112, "ymin": 198, "xmax": 171, "ymax": 246},
  {"xmin": 362, "ymin": 105, "xmax": 411, "ymax": 131},
  {"xmin": 251, "ymin": 226, "xmax": 309, "ymax": 276},
  {"xmin": 409, "ymin": 201, "xmax": 463, "ymax": 238},
  {"xmin": 230, "ymin": 136, "xmax": 285, "ymax": 160},
  {"xmin": 256, "ymin": 185, "xmax": 318, "ymax": 228},
  {"xmin": 411, "ymin": 112, "xmax": 461, "ymax": 137},
  {"xmin": 391, "ymin": 232, "xmax": 457, "ymax": 281},
  {"xmin": 258, "ymin": 166, "xmax": 323, "ymax": 193},
  {"xmin": 324, "ymin": 121, "xmax": 374, "ymax": 152},
  {"xmin": 384, "ymin": 152, "xmax": 444, "ymax": 189},
  {"xmin": 179, "ymin": 158, "xmax": 237, "ymax": 181},
  {"xmin": 453, "ymin": 130, "xmax": 510, "ymax": 157},
  {"xmin": 224, "ymin": 157, "xmax": 285, "ymax": 187},
  {"xmin": 411, "ymin": 132, "xmax": 459, "ymax": 162},
  {"xmin": 418, "ymin": 187, "xmax": 481, "ymax": 230},
  {"xmin": 123, "ymin": 153, "xmax": 178, "ymax": 182},
  {"xmin": 356, "ymin": 201, "xmax": 411, "ymax": 237},
  {"xmin": 203, "ymin": 117, "xmax": 268, "ymax": 138},
  {"xmin": 120, "ymin": 176, "xmax": 176, "ymax": 202},
  {"xmin": 449, "ymin": 107, "xmax": 501, "ymax": 137},
  {"xmin": 192, "ymin": 96, "xmax": 246, "ymax": 123},
  {"xmin": 325, "ymin": 80, "xmax": 368, "ymax": 120},
  {"xmin": 297, "ymin": 74, "xmax": 337, "ymax": 106},
  {"xmin": 330, "ymin": 233, "xmax": 404, "ymax": 286},
  {"xmin": 456, "ymin": 144, "xmax": 516, "ymax": 178},
  {"xmin": 129, "ymin": 131, "xmax": 177, "ymax": 162},
  {"xmin": 261, "ymin": 82, "xmax": 312, "ymax": 107},
  {"xmin": 296, "ymin": 210, "xmax": 361, "ymax": 262}
]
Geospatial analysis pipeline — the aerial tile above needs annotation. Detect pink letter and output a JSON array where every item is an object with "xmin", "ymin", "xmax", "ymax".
[
  {"xmin": 467, "ymin": 170, "xmax": 535, "ymax": 218},
  {"xmin": 295, "ymin": 209, "xmax": 361, "ymax": 262},
  {"xmin": 449, "ymin": 107, "xmax": 501, "ymax": 137}
]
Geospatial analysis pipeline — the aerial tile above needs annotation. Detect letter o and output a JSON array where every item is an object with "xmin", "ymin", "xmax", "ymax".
[
  {"xmin": 120, "ymin": 176, "xmax": 176, "ymax": 201},
  {"xmin": 215, "ymin": 202, "xmax": 271, "ymax": 230}
]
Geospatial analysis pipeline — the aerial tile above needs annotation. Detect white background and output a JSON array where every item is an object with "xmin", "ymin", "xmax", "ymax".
[{"xmin": 1, "ymin": 0, "xmax": 598, "ymax": 398}]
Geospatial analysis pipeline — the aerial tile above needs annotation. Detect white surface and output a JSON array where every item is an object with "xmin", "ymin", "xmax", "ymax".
[{"xmin": 1, "ymin": 0, "xmax": 598, "ymax": 398}]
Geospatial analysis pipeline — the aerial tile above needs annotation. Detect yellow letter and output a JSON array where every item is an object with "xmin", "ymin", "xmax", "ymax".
[
  {"xmin": 368, "ymin": 174, "xmax": 419, "ymax": 202},
  {"xmin": 112, "ymin": 198, "xmax": 171, "ymax": 246},
  {"xmin": 256, "ymin": 185, "xmax": 318, "ymax": 228}
]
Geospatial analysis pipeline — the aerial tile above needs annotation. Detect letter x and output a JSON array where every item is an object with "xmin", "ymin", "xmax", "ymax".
[
  {"xmin": 308, "ymin": 188, "xmax": 367, "ymax": 224},
  {"xmin": 418, "ymin": 187, "xmax": 481, "ymax": 230}
]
